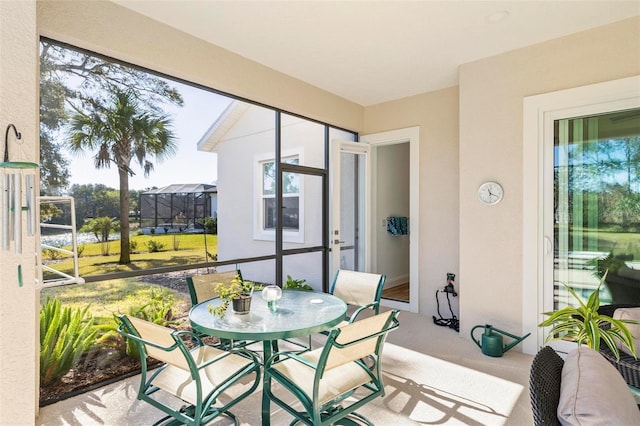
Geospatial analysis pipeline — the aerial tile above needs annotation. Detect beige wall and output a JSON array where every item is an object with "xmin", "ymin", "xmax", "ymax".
[
  {"xmin": 37, "ymin": 0, "xmax": 364, "ymax": 132},
  {"xmin": 457, "ymin": 16, "xmax": 640, "ymax": 338},
  {"xmin": 365, "ymin": 87, "xmax": 460, "ymax": 318},
  {"xmin": 0, "ymin": 1, "xmax": 39, "ymax": 422}
]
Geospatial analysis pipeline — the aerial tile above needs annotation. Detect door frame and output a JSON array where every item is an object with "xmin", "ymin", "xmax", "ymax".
[
  {"xmin": 522, "ymin": 75, "xmax": 640, "ymax": 355},
  {"xmin": 361, "ymin": 126, "xmax": 419, "ymax": 313},
  {"xmin": 329, "ymin": 140, "xmax": 371, "ymax": 274}
]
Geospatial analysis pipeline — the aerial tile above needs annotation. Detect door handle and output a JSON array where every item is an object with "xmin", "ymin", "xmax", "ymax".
[
  {"xmin": 544, "ymin": 236, "xmax": 552, "ymax": 255},
  {"xmin": 333, "ymin": 239, "xmax": 345, "ymax": 245}
]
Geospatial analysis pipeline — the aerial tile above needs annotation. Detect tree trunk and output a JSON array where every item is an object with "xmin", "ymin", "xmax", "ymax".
[{"xmin": 118, "ymin": 168, "xmax": 131, "ymax": 264}]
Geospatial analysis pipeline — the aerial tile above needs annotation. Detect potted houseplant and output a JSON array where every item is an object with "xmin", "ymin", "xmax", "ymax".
[
  {"xmin": 539, "ymin": 272, "xmax": 638, "ymax": 360},
  {"xmin": 208, "ymin": 275, "xmax": 256, "ymax": 318}
]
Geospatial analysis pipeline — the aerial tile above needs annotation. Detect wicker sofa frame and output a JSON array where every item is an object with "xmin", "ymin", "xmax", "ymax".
[
  {"xmin": 529, "ymin": 346, "xmax": 563, "ymax": 426},
  {"xmin": 597, "ymin": 303, "xmax": 640, "ymax": 389}
]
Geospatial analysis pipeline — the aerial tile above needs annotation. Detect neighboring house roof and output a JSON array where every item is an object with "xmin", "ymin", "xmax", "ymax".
[
  {"xmin": 142, "ymin": 183, "xmax": 217, "ymax": 194},
  {"xmin": 197, "ymin": 100, "xmax": 251, "ymax": 153}
]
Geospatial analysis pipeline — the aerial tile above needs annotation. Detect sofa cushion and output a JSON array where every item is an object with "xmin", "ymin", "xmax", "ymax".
[
  {"xmin": 558, "ymin": 346, "xmax": 640, "ymax": 425},
  {"xmin": 614, "ymin": 307, "xmax": 640, "ymax": 356}
]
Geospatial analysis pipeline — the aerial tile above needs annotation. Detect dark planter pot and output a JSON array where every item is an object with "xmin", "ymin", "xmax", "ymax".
[{"xmin": 231, "ymin": 294, "xmax": 252, "ymax": 314}]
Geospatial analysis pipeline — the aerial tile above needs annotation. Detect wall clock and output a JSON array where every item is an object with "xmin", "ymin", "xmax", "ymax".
[{"xmin": 477, "ymin": 181, "xmax": 504, "ymax": 205}]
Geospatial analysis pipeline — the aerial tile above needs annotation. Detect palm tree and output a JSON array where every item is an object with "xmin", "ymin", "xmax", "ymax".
[{"xmin": 67, "ymin": 89, "xmax": 176, "ymax": 264}]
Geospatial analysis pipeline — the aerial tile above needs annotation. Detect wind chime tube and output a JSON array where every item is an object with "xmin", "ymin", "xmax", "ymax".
[
  {"xmin": 1, "ymin": 172, "xmax": 8, "ymax": 250},
  {"xmin": 25, "ymin": 173, "xmax": 35, "ymax": 236},
  {"xmin": 13, "ymin": 172, "xmax": 22, "ymax": 253},
  {"xmin": 8, "ymin": 173, "xmax": 15, "ymax": 248}
]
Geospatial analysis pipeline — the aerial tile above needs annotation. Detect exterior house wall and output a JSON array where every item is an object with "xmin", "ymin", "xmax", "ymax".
[
  {"xmin": 0, "ymin": 1, "xmax": 39, "ymax": 422},
  {"xmin": 213, "ymin": 105, "xmax": 326, "ymax": 288}
]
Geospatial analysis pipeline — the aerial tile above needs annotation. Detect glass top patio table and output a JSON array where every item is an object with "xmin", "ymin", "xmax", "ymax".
[
  {"xmin": 189, "ymin": 289, "xmax": 347, "ymax": 341},
  {"xmin": 189, "ymin": 289, "xmax": 347, "ymax": 426}
]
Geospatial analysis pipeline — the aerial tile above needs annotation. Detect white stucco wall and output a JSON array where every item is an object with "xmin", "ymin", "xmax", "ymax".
[
  {"xmin": 0, "ymin": 1, "xmax": 39, "ymax": 422},
  {"xmin": 214, "ymin": 105, "xmax": 327, "ymax": 288}
]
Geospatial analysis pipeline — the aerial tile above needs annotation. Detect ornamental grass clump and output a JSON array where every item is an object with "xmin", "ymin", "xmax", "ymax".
[
  {"xmin": 539, "ymin": 272, "xmax": 638, "ymax": 361},
  {"xmin": 40, "ymin": 297, "xmax": 96, "ymax": 386}
]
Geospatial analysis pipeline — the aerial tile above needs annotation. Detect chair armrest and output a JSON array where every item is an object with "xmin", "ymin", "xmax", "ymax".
[
  {"xmin": 349, "ymin": 302, "xmax": 379, "ymax": 322},
  {"xmin": 117, "ymin": 323, "xmax": 180, "ymax": 352},
  {"xmin": 265, "ymin": 351, "xmax": 319, "ymax": 370},
  {"xmin": 174, "ymin": 329, "xmax": 204, "ymax": 346},
  {"xmin": 195, "ymin": 347, "xmax": 261, "ymax": 371},
  {"xmin": 333, "ymin": 314, "xmax": 400, "ymax": 348}
]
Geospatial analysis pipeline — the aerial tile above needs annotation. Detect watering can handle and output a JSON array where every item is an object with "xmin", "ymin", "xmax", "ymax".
[{"xmin": 470, "ymin": 325, "xmax": 485, "ymax": 349}]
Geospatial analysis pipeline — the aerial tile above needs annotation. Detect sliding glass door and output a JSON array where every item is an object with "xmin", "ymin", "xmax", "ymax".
[{"xmin": 551, "ymin": 108, "xmax": 640, "ymax": 315}]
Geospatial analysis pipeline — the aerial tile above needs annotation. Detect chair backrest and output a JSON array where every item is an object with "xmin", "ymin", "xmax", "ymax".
[
  {"xmin": 186, "ymin": 270, "xmax": 242, "ymax": 305},
  {"xmin": 322, "ymin": 310, "xmax": 399, "ymax": 372},
  {"xmin": 529, "ymin": 346, "xmax": 563, "ymax": 426},
  {"xmin": 330, "ymin": 269, "xmax": 385, "ymax": 314},
  {"xmin": 119, "ymin": 315, "xmax": 191, "ymax": 371}
]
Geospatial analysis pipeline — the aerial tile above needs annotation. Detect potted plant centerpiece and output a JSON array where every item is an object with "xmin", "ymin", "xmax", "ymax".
[
  {"xmin": 208, "ymin": 275, "xmax": 257, "ymax": 318},
  {"xmin": 539, "ymin": 272, "xmax": 638, "ymax": 360}
]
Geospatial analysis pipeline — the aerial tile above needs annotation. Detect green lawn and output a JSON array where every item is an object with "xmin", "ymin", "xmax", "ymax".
[
  {"xmin": 40, "ymin": 278, "xmax": 191, "ymax": 321},
  {"xmin": 43, "ymin": 233, "xmax": 217, "ymax": 278}
]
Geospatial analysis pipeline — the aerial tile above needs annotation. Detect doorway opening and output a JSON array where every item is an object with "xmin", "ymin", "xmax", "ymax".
[
  {"xmin": 361, "ymin": 127, "xmax": 420, "ymax": 313},
  {"xmin": 377, "ymin": 142, "xmax": 410, "ymax": 302}
]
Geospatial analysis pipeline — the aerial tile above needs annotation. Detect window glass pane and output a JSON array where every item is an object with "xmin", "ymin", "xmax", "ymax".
[
  {"xmin": 263, "ymin": 157, "xmax": 299, "ymax": 195},
  {"xmin": 264, "ymin": 197, "xmax": 299, "ymax": 230},
  {"xmin": 554, "ymin": 108, "xmax": 640, "ymax": 310}
]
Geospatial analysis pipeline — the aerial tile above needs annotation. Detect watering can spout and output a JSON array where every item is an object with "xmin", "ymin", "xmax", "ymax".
[{"xmin": 470, "ymin": 324, "xmax": 530, "ymax": 357}]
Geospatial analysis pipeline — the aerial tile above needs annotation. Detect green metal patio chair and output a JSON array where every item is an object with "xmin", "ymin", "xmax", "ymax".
[
  {"xmin": 186, "ymin": 270, "xmax": 250, "ymax": 349},
  {"xmin": 186, "ymin": 269, "xmax": 242, "ymax": 306},
  {"xmin": 117, "ymin": 314, "xmax": 261, "ymax": 426},
  {"xmin": 329, "ymin": 269, "xmax": 386, "ymax": 325},
  {"xmin": 306, "ymin": 270, "xmax": 387, "ymax": 350},
  {"xmin": 264, "ymin": 310, "xmax": 400, "ymax": 426}
]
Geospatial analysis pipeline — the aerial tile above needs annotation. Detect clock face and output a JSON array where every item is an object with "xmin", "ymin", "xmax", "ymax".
[{"xmin": 478, "ymin": 182, "xmax": 504, "ymax": 205}]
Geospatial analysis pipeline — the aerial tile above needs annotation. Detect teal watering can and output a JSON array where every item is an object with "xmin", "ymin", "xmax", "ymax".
[{"xmin": 471, "ymin": 324, "xmax": 531, "ymax": 357}]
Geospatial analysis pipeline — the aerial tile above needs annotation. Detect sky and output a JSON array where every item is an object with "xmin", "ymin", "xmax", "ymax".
[{"xmin": 64, "ymin": 81, "xmax": 232, "ymax": 191}]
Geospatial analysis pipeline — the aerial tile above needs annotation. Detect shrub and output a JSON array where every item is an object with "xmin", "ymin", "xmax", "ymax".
[
  {"xmin": 80, "ymin": 216, "xmax": 119, "ymax": 243},
  {"xmin": 95, "ymin": 289, "xmax": 179, "ymax": 360},
  {"xmin": 284, "ymin": 274, "xmax": 313, "ymax": 291},
  {"xmin": 43, "ymin": 248, "xmax": 62, "ymax": 260},
  {"xmin": 129, "ymin": 289, "xmax": 178, "ymax": 326},
  {"xmin": 40, "ymin": 297, "xmax": 96, "ymax": 386},
  {"xmin": 77, "ymin": 244, "xmax": 85, "ymax": 257},
  {"xmin": 146, "ymin": 239, "xmax": 165, "ymax": 252},
  {"xmin": 204, "ymin": 216, "xmax": 217, "ymax": 234},
  {"xmin": 129, "ymin": 240, "xmax": 138, "ymax": 253},
  {"xmin": 100, "ymin": 240, "xmax": 111, "ymax": 256}
]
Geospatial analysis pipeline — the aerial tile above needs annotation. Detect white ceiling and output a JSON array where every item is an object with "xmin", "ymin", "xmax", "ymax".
[{"xmin": 113, "ymin": 1, "xmax": 640, "ymax": 106}]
